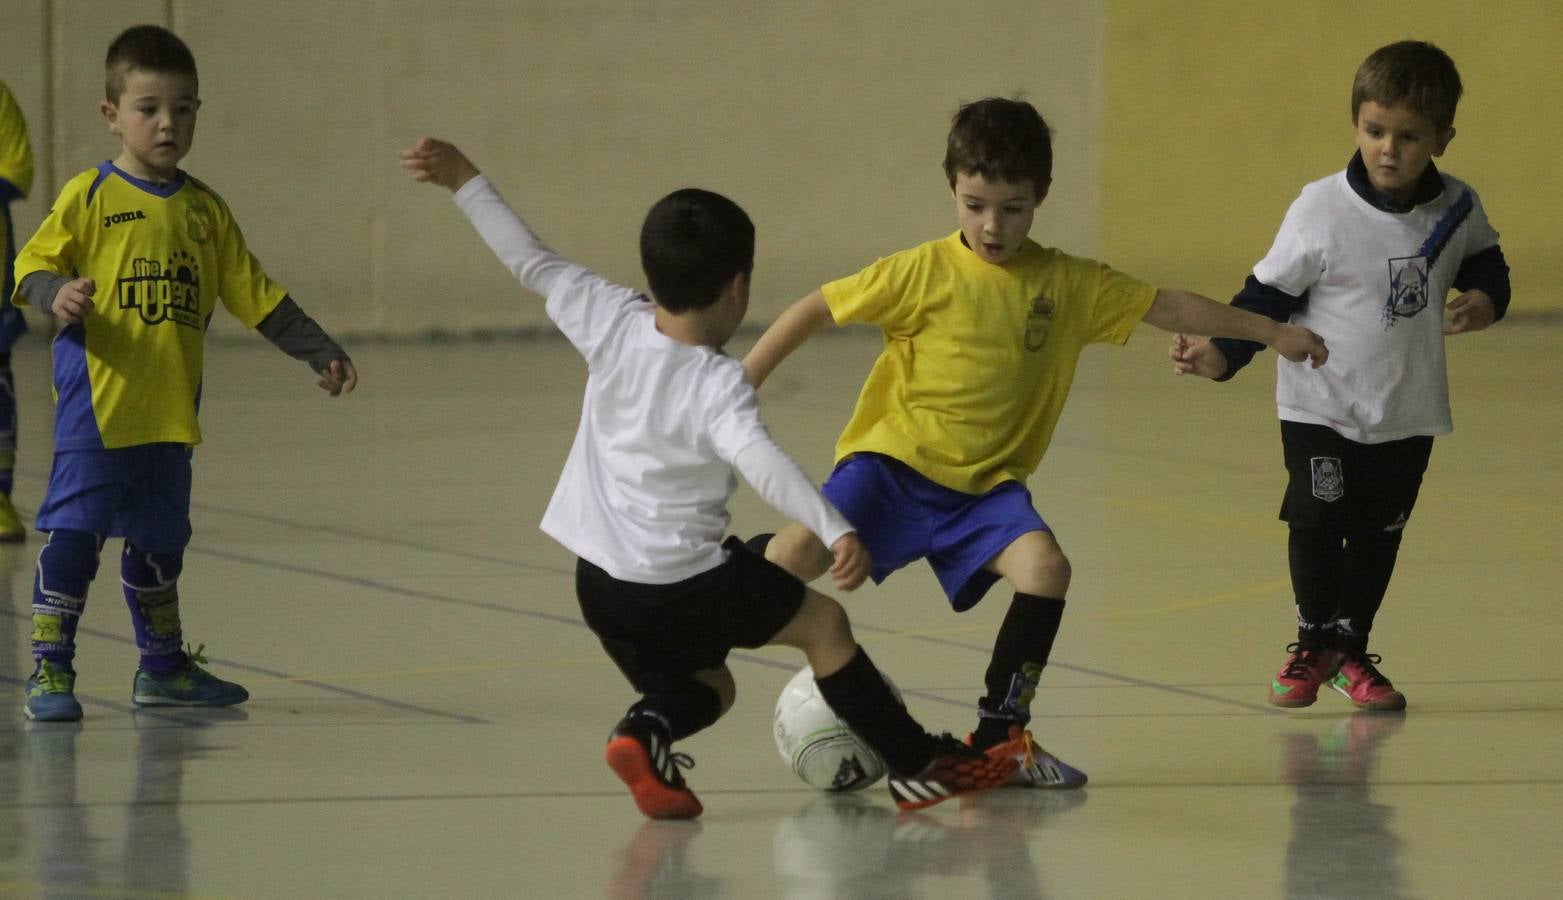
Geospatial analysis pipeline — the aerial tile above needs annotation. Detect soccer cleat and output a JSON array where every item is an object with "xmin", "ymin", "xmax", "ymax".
[
  {"xmin": 1268, "ymin": 642, "xmax": 1342, "ymax": 708},
  {"xmin": 25, "ymin": 660, "xmax": 83, "ymax": 722},
  {"xmin": 888, "ymin": 734, "xmax": 1019, "ymax": 811},
  {"xmin": 605, "ymin": 717, "xmax": 702, "ymax": 820},
  {"xmin": 131, "ymin": 645, "xmax": 249, "ymax": 707},
  {"xmin": 1330, "ymin": 651, "xmax": 1407, "ymax": 711},
  {"xmin": 0, "ymin": 493, "xmax": 25, "ymax": 542},
  {"xmin": 971, "ymin": 725, "xmax": 1087, "ymax": 789}
]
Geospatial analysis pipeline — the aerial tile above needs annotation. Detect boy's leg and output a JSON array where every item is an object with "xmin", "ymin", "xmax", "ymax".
[
  {"xmin": 25, "ymin": 529, "xmax": 102, "ymax": 721},
  {"xmin": 769, "ymin": 587, "xmax": 1017, "ymax": 809},
  {"xmin": 973, "ymin": 531, "xmax": 1067, "ymax": 744},
  {"xmin": 605, "ymin": 667, "xmax": 727, "ymax": 821},
  {"xmin": 122, "ymin": 447, "xmax": 245, "ymax": 707},
  {"xmin": 1270, "ymin": 526, "xmax": 1349, "ymax": 708},
  {"xmin": 759, "ymin": 522, "xmax": 834, "ymax": 583},
  {"xmin": 0, "ymin": 352, "xmax": 22, "ymax": 542}
]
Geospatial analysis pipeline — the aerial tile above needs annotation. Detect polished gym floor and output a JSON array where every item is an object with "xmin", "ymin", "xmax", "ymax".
[{"xmin": 1, "ymin": 321, "xmax": 1559, "ymax": 898}]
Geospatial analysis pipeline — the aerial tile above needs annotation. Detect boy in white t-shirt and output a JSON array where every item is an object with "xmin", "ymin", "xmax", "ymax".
[
  {"xmin": 401, "ymin": 138, "xmax": 1015, "ymax": 818},
  {"xmin": 1172, "ymin": 40, "xmax": 1511, "ymax": 712}
]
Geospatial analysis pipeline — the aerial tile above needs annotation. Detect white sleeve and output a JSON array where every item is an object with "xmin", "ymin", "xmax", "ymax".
[
  {"xmin": 1252, "ymin": 192, "xmax": 1325, "ymax": 296},
  {"xmin": 732, "ymin": 439, "xmax": 855, "ymax": 550},
  {"xmin": 453, "ymin": 175, "xmax": 573, "ymax": 297}
]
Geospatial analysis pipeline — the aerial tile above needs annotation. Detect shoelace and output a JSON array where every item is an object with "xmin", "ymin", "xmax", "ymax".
[
  {"xmin": 184, "ymin": 643, "xmax": 210, "ymax": 669},
  {"xmin": 1346, "ymin": 652, "xmax": 1391, "ymax": 685},
  {"xmin": 34, "ymin": 662, "xmax": 74, "ymax": 692},
  {"xmin": 1014, "ymin": 730, "xmax": 1038, "ymax": 770},
  {"xmin": 1279, "ymin": 642, "xmax": 1321, "ymax": 680},
  {"xmin": 659, "ymin": 751, "xmax": 695, "ymax": 786}
]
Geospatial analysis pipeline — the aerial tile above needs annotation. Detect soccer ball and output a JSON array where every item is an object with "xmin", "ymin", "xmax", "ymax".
[{"xmin": 773, "ymin": 665, "xmax": 902, "ymax": 792}]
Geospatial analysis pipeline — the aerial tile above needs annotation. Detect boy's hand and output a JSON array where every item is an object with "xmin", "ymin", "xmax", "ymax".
[
  {"xmin": 317, "ymin": 358, "xmax": 358, "ymax": 397},
  {"xmin": 1444, "ymin": 290, "xmax": 1495, "ymax": 335},
  {"xmin": 51, "ymin": 278, "xmax": 95, "ymax": 324},
  {"xmin": 1270, "ymin": 323, "xmax": 1328, "ymax": 369},
  {"xmin": 827, "ymin": 533, "xmax": 870, "ymax": 592},
  {"xmin": 399, "ymin": 137, "xmax": 480, "ymax": 192},
  {"xmin": 1169, "ymin": 334, "xmax": 1230, "ymax": 379}
]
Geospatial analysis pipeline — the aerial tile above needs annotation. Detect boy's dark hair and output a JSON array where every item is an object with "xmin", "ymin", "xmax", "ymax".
[
  {"xmin": 105, "ymin": 25, "xmax": 198, "ymax": 102},
  {"xmin": 1352, "ymin": 40, "xmax": 1462, "ymax": 131},
  {"xmin": 639, "ymin": 188, "xmax": 754, "ymax": 313},
  {"xmin": 943, "ymin": 97, "xmax": 1053, "ymax": 201}
]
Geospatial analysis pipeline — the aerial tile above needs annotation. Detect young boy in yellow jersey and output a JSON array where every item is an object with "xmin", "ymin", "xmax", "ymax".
[
  {"xmin": 0, "ymin": 78, "xmax": 34, "ymax": 541},
  {"xmin": 744, "ymin": 97, "xmax": 1328, "ymax": 786},
  {"xmin": 10, "ymin": 25, "xmax": 358, "ymax": 721}
]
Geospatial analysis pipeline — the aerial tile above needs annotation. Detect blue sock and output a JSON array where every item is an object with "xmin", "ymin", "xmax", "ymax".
[
  {"xmin": 122, "ymin": 544, "xmax": 187, "ymax": 673},
  {"xmin": 32, "ymin": 530, "xmax": 103, "ymax": 669}
]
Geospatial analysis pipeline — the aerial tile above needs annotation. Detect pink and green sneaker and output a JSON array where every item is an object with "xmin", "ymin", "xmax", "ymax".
[
  {"xmin": 1330, "ymin": 652, "xmax": 1406, "ymax": 711},
  {"xmin": 1268, "ymin": 642, "xmax": 1342, "ymax": 708}
]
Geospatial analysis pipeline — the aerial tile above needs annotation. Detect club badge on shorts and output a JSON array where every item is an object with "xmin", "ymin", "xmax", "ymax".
[{"xmin": 1310, "ymin": 456, "xmax": 1343, "ymax": 502}]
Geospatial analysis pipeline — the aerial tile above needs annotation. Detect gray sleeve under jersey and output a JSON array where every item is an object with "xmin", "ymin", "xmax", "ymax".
[
  {"xmin": 256, "ymin": 296, "xmax": 348, "ymax": 372},
  {"xmin": 16, "ymin": 270, "xmax": 68, "ymax": 312}
]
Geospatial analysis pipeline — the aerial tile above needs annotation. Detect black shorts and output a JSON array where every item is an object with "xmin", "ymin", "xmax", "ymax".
[
  {"xmin": 1279, "ymin": 420, "xmax": 1434, "ymax": 534},
  {"xmin": 575, "ymin": 536, "xmax": 806, "ymax": 696}
]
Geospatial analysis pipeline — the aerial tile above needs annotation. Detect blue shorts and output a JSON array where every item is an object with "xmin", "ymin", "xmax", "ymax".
[
  {"xmin": 821, "ymin": 453, "xmax": 1048, "ymax": 612},
  {"xmin": 35, "ymin": 444, "xmax": 194, "ymax": 552}
]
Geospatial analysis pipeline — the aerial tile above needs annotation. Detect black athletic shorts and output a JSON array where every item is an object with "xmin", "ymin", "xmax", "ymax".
[
  {"xmin": 575, "ymin": 536, "xmax": 806, "ymax": 695},
  {"xmin": 1279, "ymin": 420, "xmax": 1434, "ymax": 533}
]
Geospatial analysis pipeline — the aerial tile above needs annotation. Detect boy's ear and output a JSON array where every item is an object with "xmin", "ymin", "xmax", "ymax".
[
  {"xmin": 1433, "ymin": 126, "xmax": 1456, "ymax": 157},
  {"xmin": 100, "ymin": 99, "xmax": 120, "ymax": 134}
]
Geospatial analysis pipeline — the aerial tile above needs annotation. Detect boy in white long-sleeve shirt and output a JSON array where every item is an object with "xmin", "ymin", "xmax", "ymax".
[{"xmin": 400, "ymin": 138, "xmax": 1014, "ymax": 818}]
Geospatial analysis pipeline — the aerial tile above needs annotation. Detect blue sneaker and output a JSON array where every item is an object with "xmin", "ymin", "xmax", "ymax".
[
  {"xmin": 131, "ymin": 645, "xmax": 249, "ymax": 708},
  {"xmin": 25, "ymin": 660, "xmax": 84, "ymax": 722}
]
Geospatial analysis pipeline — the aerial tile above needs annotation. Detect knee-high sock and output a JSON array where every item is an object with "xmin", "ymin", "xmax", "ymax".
[
  {"xmin": 815, "ymin": 646, "xmax": 937, "ymax": 776},
  {"xmin": 974, "ymin": 593, "xmax": 1064, "ymax": 746},
  {"xmin": 628, "ymin": 680, "xmax": 722, "ymax": 743},
  {"xmin": 32, "ymin": 530, "xmax": 102, "ymax": 667},
  {"xmin": 1288, "ymin": 526, "xmax": 1344, "ymax": 646},
  {"xmin": 1335, "ymin": 529, "xmax": 1404, "ymax": 653},
  {"xmin": 121, "ymin": 544, "xmax": 187, "ymax": 673}
]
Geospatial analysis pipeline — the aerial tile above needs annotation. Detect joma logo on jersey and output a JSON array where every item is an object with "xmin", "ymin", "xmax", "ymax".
[
  {"xmin": 102, "ymin": 210, "xmax": 148, "ymax": 228},
  {"xmin": 1382, "ymin": 255, "xmax": 1429, "ymax": 327},
  {"xmin": 117, "ymin": 253, "xmax": 202, "ymax": 329}
]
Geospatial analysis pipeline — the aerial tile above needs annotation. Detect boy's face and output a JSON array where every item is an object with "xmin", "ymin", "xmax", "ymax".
[
  {"xmin": 101, "ymin": 69, "xmax": 201, "ymax": 183},
  {"xmin": 951, "ymin": 172, "xmax": 1038, "ymax": 265},
  {"xmin": 1353, "ymin": 100, "xmax": 1453, "ymax": 205}
]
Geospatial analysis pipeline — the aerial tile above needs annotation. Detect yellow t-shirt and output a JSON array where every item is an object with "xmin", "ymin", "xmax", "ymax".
[
  {"xmin": 12, "ymin": 163, "xmax": 288, "ymax": 450},
  {"xmin": 823, "ymin": 232, "xmax": 1157, "ymax": 494},
  {"xmin": 0, "ymin": 80, "xmax": 33, "ymax": 197}
]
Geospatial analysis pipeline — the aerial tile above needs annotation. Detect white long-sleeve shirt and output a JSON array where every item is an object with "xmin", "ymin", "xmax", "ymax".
[{"xmin": 454, "ymin": 175, "xmax": 853, "ymax": 582}]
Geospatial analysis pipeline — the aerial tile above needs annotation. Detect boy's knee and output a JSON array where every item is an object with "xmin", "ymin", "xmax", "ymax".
[
  {"xmin": 38, "ymin": 530, "xmax": 103, "ymax": 596},
  {"xmin": 769, "ymin": 524, "xmax": 833, "ymax": 581},
  {"xmin": 693, "ymin": 666, "xmax": 737, "ymax": 715}
]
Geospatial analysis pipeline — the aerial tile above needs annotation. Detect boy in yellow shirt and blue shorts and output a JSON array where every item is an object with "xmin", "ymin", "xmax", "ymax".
[
  {"xmin": 0, "ymin": 78, "xmax": 34, "ymax": 541},
  {"xmin": 11, "ymin": 26, "xmax": 357, "ymax": 721},
  {"xmin": 745, "ymin": 97, "xmax": 1328, "ymax": 785}
]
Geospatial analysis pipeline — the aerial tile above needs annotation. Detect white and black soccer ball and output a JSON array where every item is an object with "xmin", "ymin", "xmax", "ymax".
[{"xmin": 773, "ymin": 665, "xmax": 902, "ymax": 792}]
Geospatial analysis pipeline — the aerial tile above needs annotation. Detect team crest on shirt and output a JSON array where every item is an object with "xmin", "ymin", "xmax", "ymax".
[
  {"xmin": 1382, "ymin": 254, "xmax": 1429, "ymax": 327},
  {"xmin": 185, "ymin": 203, "xmax": 212, "ymax": 245},
  {"xmin": 1310, "ymin": 456, "xmax": 1344, "ymax": 503},
  {"xmin": 118, "ymin": 250, "xmax": 203, "ymax": 329},
  {"xmin": 1024, "ymin": 293, "xmax": 1055, "ymax": 351}
]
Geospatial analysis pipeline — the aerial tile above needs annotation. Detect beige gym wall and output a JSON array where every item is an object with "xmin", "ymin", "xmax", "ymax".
[
  {"xmin": 1102, "ymin": 0, "xmax": 1561, "ymax": 311},
  {"xmin": 1, "ymin": 0, "xmax": 1104, "ymax": 338}
]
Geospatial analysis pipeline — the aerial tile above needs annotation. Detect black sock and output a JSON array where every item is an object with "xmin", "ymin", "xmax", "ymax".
[
  {"xmin": 1335, "ymin": 529, "xmax": 1403, "ymax": 653},
  {"xmin": 743, "ymin": 533, "xmax": 775, "ymax": 556},
  {"xmin": 974, "ymin": 593, "xmax": 1064, "ymax": 748},
  {"xmin": 1288, "ymin": 527, "xmax": 1344, "ymax": 646},
  {"xmin": 629, "ymin": 679, "xmax": 722, "ymax": 742},
  {"xmin": 815, "ymin": 646, "xmax": 937, "ymax": 776}
]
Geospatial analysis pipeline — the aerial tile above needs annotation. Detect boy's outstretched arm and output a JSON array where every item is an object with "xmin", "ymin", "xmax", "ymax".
[
  {"xmin": 401, "ymin": 136, "xmax": 571, "ymax": 298},
  {"xmin": 1143, "ymin": 289, "xmax": 1327, "ymax": 369},
  {"xmin": 742, "ymin": 290, "xmax": 836, "ymax": 388}
]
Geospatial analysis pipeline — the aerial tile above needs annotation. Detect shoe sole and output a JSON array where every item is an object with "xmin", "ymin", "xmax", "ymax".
[
  {"xmin": 24, "ymin": 705, "xmax": 83, "ymax": 722},
  {"xmin": 131, "ymin": 694, "xmax": 248, "ymax": 707},
  {"xmin": 890, "ymin": 759, "xmax": 1018, "ymax": 811},
  {"xmin": 1268, "ymin": 693, "xmax": 1317, "ymax": 708},
  {"xmin": 1332, "ymin": 683, "xmax": 1407, "ymax": 711},
  {"xmin": 605, "ymin": 736, "xmax": 702, "ymax": 820}
]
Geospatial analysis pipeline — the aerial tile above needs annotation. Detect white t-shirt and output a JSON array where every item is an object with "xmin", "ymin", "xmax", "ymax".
[
  {"xmin": 454, "ymin": 175, "xmax": 853, "ymax": 582},
  {"xmin": 1255, "ymin": 169, "xmax": 1498, "ymax": 443}
]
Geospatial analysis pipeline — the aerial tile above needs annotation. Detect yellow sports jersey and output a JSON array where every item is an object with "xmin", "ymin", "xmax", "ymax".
[
  {"xmin": 0, "ymin": 80, "xmax": 32, "ymax": 196},
  {"xmin": 12, "ymin": 163, "xmax": 288, "ymax": 450},
  {"xmin": 824, "ymin": 231, "xmax": 1157, "ymax": 494}
]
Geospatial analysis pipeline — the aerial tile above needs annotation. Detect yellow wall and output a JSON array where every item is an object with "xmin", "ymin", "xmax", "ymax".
[{"xmin": 1103, "ymin": 1, "xmax": 1563, "ymax": 311}]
